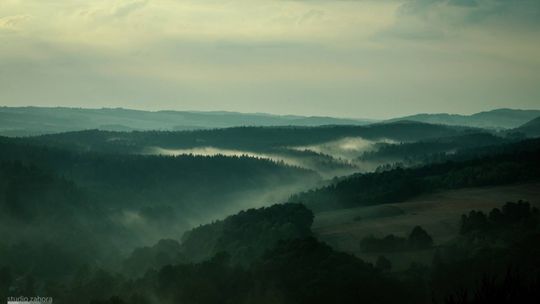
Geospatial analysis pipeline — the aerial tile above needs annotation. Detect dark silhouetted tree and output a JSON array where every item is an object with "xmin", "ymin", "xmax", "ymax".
[{"xmin": 408, "ymin": 226, "xmax": 433, "ymax": 250}]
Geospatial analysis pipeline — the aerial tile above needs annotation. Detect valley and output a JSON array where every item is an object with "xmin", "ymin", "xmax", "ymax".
[{"xmin": 0, "ymin": 106, "xmax": 539, "ymax": 304}]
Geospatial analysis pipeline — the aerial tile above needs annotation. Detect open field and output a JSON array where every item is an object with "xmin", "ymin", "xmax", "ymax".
[{"xmin": 313, "ymin": 181, "xmax": 540, "ymax": 263}]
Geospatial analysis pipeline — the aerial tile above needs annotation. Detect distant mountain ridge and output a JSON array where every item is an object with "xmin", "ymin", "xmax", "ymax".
[
  {"xmin": 2, "ymin": 106, "xmax": 539, "ymax": 137},
  {"xmin": 389, "ymin": 108, "xmax": 540, "ymax": 129},
  {"xmin": 0, "ymin": 106, "xmax": 375, "ymax": 136}
]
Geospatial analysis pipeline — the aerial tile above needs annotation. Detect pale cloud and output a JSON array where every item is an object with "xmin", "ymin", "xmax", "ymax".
[
  {"xmin": 0, "ymin": 14, "xmax": 30, "ymax": 30},
  {"xmin": 0, "ymin": 0, "xmax": 539, "ymax": 118},
  {"xmin": 76, "ymin": 0, "xmax": 148, "ymax": 21}
]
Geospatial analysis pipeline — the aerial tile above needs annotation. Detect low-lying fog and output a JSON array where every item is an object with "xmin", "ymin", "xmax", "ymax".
[
  {"xmin": 144, "ymin": 137, "xmax": 395, "ymax": 177},
  {"xmin": 115, "ymin": 177, "xmax": 319, "ymax": 246},
  {"xmin": 146, "ymin": 146, "xmax": 303, "ymax": 167},
  {"xmin": 290, "ymin": 137, "xmax": 396, "ymax": 160},
  {"xmin": 127, "ymin": 137, "xmax": 397, "ymax": 245}
]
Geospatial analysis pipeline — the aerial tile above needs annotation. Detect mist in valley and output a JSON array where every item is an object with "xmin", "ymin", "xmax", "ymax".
[
  {"xmin": 144, "ymin": 136, "xmax": 396, "ymax": 179},
  {"xmin": 113, "ymin": 174, "xmax": 320, "ymax": 247},
  {"xmin": 290, "ymin": 137, "xmax": 388, "ymax": 160},
  {"xmin": 2, "ymin": 114, "xmax": 540, "ymax": 304},
  {"xmin": 2, "ymin": 0, "xmax": 540, "ymax": 302}
]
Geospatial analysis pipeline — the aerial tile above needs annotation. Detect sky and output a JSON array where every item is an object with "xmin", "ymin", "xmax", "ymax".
[{"xmin": 0, "ymin": 0, "xmax": 539, "ymax": 119}]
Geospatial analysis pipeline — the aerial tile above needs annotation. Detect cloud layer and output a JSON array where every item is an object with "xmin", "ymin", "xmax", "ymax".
[{"xmin": 0, "ymin": 0, "xmax": 539, "ymax": 118}]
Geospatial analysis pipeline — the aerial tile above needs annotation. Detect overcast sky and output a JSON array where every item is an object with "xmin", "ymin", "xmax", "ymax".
[{"xmin": 1, "ymin": 0, "xmax": 539, "ymax": 119}]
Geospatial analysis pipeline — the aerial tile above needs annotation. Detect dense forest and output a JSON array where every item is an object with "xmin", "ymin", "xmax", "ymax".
[
  {"xmin": 290, "ymin": 138, "xmax": 540, "ymax": 211},
  {"xmin": 16, "ymin": 122, "xmax": 508, "ymax": 178},
  {"xmin": 26, "ymin": 122, "xmax": 476, "ymax": 153},
  {"xmin": 179, "ymin": 203, "xmax": 314, "ymax": 265},
  {"xmin": 0, "ymin": 136, "xmax": 321, "ymax": 283},
  {"xmin": 0, "ymin": 136, "xmax": 318, "ymax": 220},
  {"xmin": 2, "ymin": 200, "xmax": 538, "ymax": 304},
  {"xmin": 358, "ymin": 132, "xmax": 511, "ymax": 164},
  {"xmin": 0, "ymin": 118, "xmax": 539, "ymax": 303}
]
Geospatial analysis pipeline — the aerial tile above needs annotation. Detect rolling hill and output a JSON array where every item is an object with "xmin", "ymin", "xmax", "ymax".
[
  {"xmin": 5, "ymin": 106, "xmax": 533, "ymax": 137},
  {"xmin": 0, "ymin": 106, "xmax": 374, "ymax": 136},
  {"xmin": 390, "ymin": 108, "xmax": 540, "ymax": 129},
  {"xmin": 289, "ymin": 138, "xmax": 540, "ymax": 212},
  {"xmin": 513, "ymin": 116, "xmax": 540, "ymax": 137},
  {"xmin": 25, "ymin": 121, "xmax": 479, "ymax": 153},
  {"xmin": 313, "ymin": 182, "xmax": 540, "ymax": 263}
]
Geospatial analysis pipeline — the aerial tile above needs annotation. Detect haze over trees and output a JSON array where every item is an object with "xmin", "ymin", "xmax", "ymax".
[
  {"xmin": 290, "ymin": 138, "xmax": 540, "ymax": 211},
  {"xmin": 0, "ymin": 107, "xmax": 539, "ymax": 303},
  {"xmin": 2, "ymin": 107, "xmax": 539, "ymax": 136},
  {"xmin": 389, "ymin": 109, "xmax": 540, "ymax": 129},
  {"xmin": 2, "ymin": 0, "xmax": 540, "ymax": 299},
  {"xmin": 0, "ymin": 107, "xmax": 373, "ymax": 137}
]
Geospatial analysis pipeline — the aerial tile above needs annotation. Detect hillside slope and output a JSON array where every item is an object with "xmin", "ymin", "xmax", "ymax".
[
  {"xmin": 25, "ymin": 122, "xmax": 479, "ymax": 153},
  {"xmin": 313, "ymin": 182, "xmax": 540, "ymax": 256},
  {"xmin": 290, "ymin": 138, "xmax": 540, "ymax": 211},
  {"xmin": 514, "ymin": 116, "xmax": 540, "ymax": 137},
  {"xmin": 0, "ymin": 137, "xmax": 320, "ymax": 244},
  {"xmin": 0, "ymin": 106, "xmax": 374, "ymax": 136},
  {"xmin": 390, "ymin": 108, "xmax": 540, "ymax": 129}
]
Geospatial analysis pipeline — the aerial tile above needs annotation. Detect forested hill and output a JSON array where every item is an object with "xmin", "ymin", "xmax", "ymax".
[
  {"xmin": 0, "ymin": 161, "xmax": 123, "ymax": 279},
  {"xmin": 0, "ymin": 137, "xmax": 320, "ymax": 244},
  {"xmin": 25, "ymin": 121, "xmax": 479, "ymax": 153},
  {"xmin": 358, "ymin": 132, "xmax": 509, "ymax": 164},
  {"xmin": 514, "ymin": 116, "xmax": 540, "ymax": 137},
  {"xmin": 179, "ymin": 203, "xmax": 314, "ymax": 265},
  {"xmin": 289, "ymin": 138, "xmax": 540, "ymax": 212}
]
